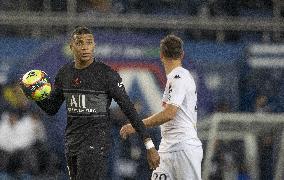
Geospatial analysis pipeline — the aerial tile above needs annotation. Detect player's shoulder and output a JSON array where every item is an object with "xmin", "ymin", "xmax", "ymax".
[
  {"xmin": 169, "ymin": 67, "xmax": 189, "ymax": 80},
  {"xmin": 56, "ymin": 62, "xmax": 73, "ymax": 77},
  {"xmin": 94, "ymin": 61, "xmax": 115, "ymax": 73},
  {"xmin": 169, "ymin": 67, "xmax": 195, "ymax": 86},
  {"xmin": 94, "ymin": 61, "xmax": 121, "ymax": 80}
]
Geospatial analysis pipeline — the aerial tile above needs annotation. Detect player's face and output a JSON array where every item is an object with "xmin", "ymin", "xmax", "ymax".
[
  {"xmin": 160, "ymin": 52, "xmax": 166, "ymax": 65},
  {"xmin": 70, "ymin": 34, "xmax": 95, "ymax": 64}
]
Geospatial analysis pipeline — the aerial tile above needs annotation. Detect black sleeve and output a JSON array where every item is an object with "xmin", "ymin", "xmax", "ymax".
[
  {"xmin": 36, "ymin": 71, "xmax": 65, "ymax": 116},
  {"xmin": 105, "ymin": 68, "xmax": 150, "ymax": 142}
]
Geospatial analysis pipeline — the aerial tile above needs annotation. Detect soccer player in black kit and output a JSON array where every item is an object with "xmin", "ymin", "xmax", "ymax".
[{"xmin": 23, "ymin": 26, "xmax": 160, "ymax": 179}]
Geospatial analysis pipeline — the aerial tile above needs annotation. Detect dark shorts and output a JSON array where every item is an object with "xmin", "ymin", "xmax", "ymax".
[{"xmin": 66, "ymin": 145, "xmax": 110, "ymax": 180}]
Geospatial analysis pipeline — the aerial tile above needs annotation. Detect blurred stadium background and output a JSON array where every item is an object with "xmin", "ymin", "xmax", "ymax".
[{"xmin": 0, "ymin": 0, "xmax": 283, "ymax": 179}]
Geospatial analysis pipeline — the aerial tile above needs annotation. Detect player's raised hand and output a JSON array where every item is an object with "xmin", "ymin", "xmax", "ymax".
[
  {"xmin": 147, "ymin": 147, "xmax": 160, "ymax": 170},
  {"xmin": 120, "ymin": 123, "xmax": 136, "ymax": 139}
]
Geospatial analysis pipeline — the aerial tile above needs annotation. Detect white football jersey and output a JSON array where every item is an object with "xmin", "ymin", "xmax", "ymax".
[{"xmin": 159, "ymin": 66, "xmax": 202, "ymax": 152}]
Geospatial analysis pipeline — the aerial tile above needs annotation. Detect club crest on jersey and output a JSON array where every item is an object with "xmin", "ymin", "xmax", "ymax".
[{"xmin": 72, "ymin": 77, "xmax": 81, "ymax": 87}]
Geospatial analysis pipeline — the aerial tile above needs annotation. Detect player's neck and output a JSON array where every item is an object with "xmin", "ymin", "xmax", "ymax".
[
  {"xmin": 164, "ymin": 60, "xmax": 182, "ymax": 75},
  {"xmin": 74, "ymin": 58, "xmax": 94, "ymax": 69}
]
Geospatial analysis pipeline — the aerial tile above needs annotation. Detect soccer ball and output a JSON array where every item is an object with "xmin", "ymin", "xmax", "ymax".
[{"xmin": 21, "ymin": 70, "xmax": 51, "ymax": 101}]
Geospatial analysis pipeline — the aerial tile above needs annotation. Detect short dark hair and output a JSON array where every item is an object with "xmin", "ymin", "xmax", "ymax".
[
  {"xmin": 160, "ymin": 35, "xmax": 183, "ymax": 59},
  {"xmin": 71, "ymin": 26, "xmax": 93, "ymax": 38}
]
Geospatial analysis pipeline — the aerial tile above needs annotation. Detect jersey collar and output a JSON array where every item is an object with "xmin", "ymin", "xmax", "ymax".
[{"xmin": 167, "ymin": 66, "xmax": 183, "ymax": 79}]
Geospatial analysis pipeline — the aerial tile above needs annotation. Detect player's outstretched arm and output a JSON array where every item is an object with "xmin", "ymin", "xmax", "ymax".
[
  {"xmin": 35, "ymin": 85, "xmax": 64, "ymax": 116},
  {"xmin": 32, "ymin": 72, "xmax": 65, "ymax": 115},
  {"xmin": 106, "ymin": 67, "xmax": 160, "ymax": 169},
  {"xmin": 143, "ymin": 103, "xmax": 178, "ymax": 127},
  {"xmin": 36, "ymin": 71, "xmax": 65, "ymax": 115},
  {"xmin": 105, "ymin": 68, "xmax": 149, "ymax": 141},
  {"xmin": 120, "ymin": 104, "xmax": 178, "ymax": 139}
]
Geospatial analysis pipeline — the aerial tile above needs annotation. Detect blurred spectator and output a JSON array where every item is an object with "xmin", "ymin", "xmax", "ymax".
[
  {"xmin": 2, "ymin": 82, "xmax": 30, "ymax": 115},
  {"xmin": 77, "ymin": 0, "xmax": 112, "ymax": 13},
  {"xmin": 0, "ymin": 85, "xmax": 6, "ymax": 115},
  {"xmin": 0, "ymin": 0, "xmax": 19, "ymax": 11},
  {"xmin": 0, "ymin": 111, "xmax": 43, "ymax": 152},
  {"xmin": 237, "ymin": 163, "xmax": 250, "ymax": 180},
  {"xmin": 0, "ymin": 81, "xmax": 57, "ymax": 178},
  {"xmin": 209, "ymin": 139, "xmax": 223, "ymax": 180},
  {"xmin": 240, "ymin": 68, "xmax": 284, "ymax": 113},
  {"xmin": 187, "ymin": 0, "xmax": 204, "ymax": 16},
  {"xmin": 121, "ymin": 0, "xmax": 159, "ymax": 14},
  {"xmin": 258, "ymin": 132, "xmax": 274, "ymax": 180},
  {"xmin": 209, "ymin": 0, "xmax": 240, "ymax": 17},
  {"xmin": 223, "ymin": 151, "xmax": 238, "ymax": 180},
  {"xmin": 209, "ymin": 140, "xmax": 247, "ymax": 180},
  {"xmin": 118, "ymin": 0, "xmax": 196, "ymax": 15},
  {"xmin": 112, "ymin": 0, "xmax": 128, "ymax": 13},
  {"xmin": 254, "ymin": 94, "xmax": 270, "ymax": 113},
  {"xmin": 215, "ymin": 100, "xmax": 232, "ymax": 113},
  {"xmin": 252, "ymin": 92, "xmax": 276, "ymax": 180},
  {"xmin": 27, "ymin": 0, "xmax": 44, "ymax": 12},
  {"xmin": 90, "ymin": 0, "xmax": 112, "ymax": 13},
  {"xmin": 76, "ymin": 0, "xmax": 92, "ymax": 12},
  {"xmin": 0, "ymin": 109, "xmax": 47, "ymax": 178},
  {"xmin": 0, "ymin": 0, "xmax": 67, "ymax": 12},
  {"xmin": 50, "ymin": 0, "xmax": 67, "ymax": 11}
]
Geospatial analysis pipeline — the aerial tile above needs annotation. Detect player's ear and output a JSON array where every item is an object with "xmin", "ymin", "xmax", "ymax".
[
  {"xmin": 160, "ymin": 51, "xmax": 164, "ymax": 60},
  {"xmin": 181, "ymin": 51, "xmax": 184, "ymax": 60},
  {"xmin": 69, "ymin": 43, "xmax": 73, "ymax": 51}
]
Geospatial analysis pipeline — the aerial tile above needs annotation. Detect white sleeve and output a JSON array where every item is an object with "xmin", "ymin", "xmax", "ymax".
[
  {"xmin": 162, "ymin": 90, "xmax": 168, "ymax": 103},
  {"xmin": 162, "ymin": 82, "xmax": 169, "ymax": 103},
  {"xmin": 167, "ymin": 77, "xmax": 186, "ymax": 107}
]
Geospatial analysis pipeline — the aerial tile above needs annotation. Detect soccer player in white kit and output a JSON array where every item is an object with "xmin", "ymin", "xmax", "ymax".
[{"xmin": 120, "ymin": 34, "xmax": 203, "ymax": 180}]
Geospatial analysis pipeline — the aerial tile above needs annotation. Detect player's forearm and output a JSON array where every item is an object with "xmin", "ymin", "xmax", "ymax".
[
  {"xmin": 36, "ymin": 98, "xmax": 60, "ymax": 115},
  {"xmin": 109, "ymin": 74, "xmax": 149, "ymax": 141},
  {"xmin": 116, "ymin": 96, "xmax": 150, "ymax": 140},
  {"xmin": 143, "ymin": 111, "xmax": 172, "ymax": 128},
  {"xmin": 143, "ymin": 104, "xmax": 178, "ymax": 128},
  {"xmin": 35, "ymin": 89, "xmax": 64, "ymax": 115},
  {"xmin": 143, "ymin": 112, "xmax": 170, "ymax": 128},
  {"xmin": 124, "ymin": 108, "xmax": 150, "ymax": 140}
]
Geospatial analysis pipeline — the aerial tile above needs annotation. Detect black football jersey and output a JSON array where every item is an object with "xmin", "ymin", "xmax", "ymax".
[{"xmin": 37, "ymin": 60, "xmax": 149, "ymax": 154}]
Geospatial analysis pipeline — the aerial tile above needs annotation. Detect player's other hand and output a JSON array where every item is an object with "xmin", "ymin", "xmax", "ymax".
[
  {"xmin": 120, "ymin": 123, "xmax": 136, "ymax": 139},
  {"xmin": 147, "ymin": 147, "xmax": 160, "ymax": 170}
]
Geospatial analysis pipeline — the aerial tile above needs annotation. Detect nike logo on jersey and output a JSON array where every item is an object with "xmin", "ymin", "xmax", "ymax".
[{"xmin": 117, "ymin": 82, "xmax": 124, "ymax": 88}]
